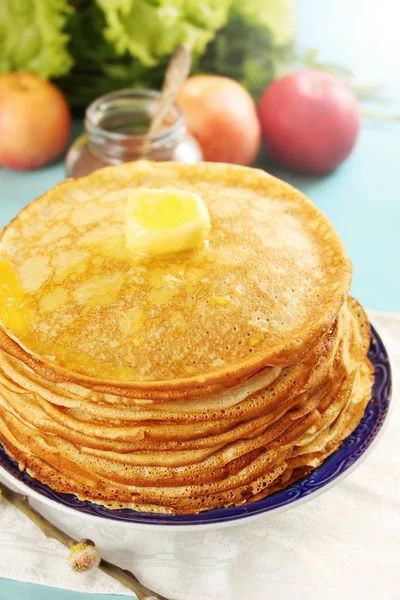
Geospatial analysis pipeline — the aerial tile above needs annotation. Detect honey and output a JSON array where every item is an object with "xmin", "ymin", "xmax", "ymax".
[{"xmin": 65, "ymin": 89, "xmax": 202, "ymax": 178}]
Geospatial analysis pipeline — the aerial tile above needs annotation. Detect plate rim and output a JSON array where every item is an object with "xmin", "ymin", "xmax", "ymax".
[{"xmin": 0, "ymin": 322, "xmax": 393, "ymax": 531}]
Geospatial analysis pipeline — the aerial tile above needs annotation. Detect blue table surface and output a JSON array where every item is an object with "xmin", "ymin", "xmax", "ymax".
[{"xmin": 0, "ymin": 1, "xmax": 399, "ymax": 599}]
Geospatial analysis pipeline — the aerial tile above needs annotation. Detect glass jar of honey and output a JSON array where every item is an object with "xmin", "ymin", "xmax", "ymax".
[{"xmin": 65, "ymin": 89, "xmax": 202, "ymax": 178}]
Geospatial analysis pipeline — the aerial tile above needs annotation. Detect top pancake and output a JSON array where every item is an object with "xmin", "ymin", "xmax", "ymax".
[{"xmin": 0, "ymin": 161, "xmax": 352, "ymax": 393}]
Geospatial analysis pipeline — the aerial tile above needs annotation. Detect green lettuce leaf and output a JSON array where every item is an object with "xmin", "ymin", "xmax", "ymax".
[
  {"xmin": 57, "ymin": 1, "xmax": 168, "ymax": 107},
  {"xmin": 57, "ymin": 0, "xmax": 295, "ymax": 107},
  {"xmin": 95, "ymin": 0, "xmax": 231, "ymax": 67},
  {"xmin": 0, "ymin": 0, "xmax": 73, "ymax": 78}
]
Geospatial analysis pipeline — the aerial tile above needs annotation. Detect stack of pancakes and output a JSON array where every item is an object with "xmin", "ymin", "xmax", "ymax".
[{"xmin": 0, "ymin": 162, "xmax": 373, "ymax": 514}]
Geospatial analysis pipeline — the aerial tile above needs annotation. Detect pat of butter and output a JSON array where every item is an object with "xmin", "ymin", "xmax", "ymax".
[{"xmin": 125, "ymin": 188, "xmax": 211, "ymax": 256}]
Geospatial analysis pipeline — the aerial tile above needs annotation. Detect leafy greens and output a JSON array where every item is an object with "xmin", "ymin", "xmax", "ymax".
[{"xmin": 0, "ymin": 0, "xmax": 295, "ymax": 106}]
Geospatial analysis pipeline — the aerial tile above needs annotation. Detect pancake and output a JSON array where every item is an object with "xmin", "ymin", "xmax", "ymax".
[
  {"xmin": 0, "ymin": 298, "xmax": 373, "ymax": 513},
  {"xmin": 0, "ymin": 161, "xmax": 352, "ymax": 396},
  {"xmin": 0, "ymin": 161, "xmax": 372, "ymax": 515}
]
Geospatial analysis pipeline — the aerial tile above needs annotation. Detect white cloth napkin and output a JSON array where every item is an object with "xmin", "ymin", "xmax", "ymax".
[{"xmin": 0, "ymin": 311, "xmax": 399, "ymax": 600}]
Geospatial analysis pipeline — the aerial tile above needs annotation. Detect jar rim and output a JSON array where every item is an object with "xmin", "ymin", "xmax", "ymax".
[{"xmin": 85, "ymin": 88, "xmax": 186, "ymax": 143}]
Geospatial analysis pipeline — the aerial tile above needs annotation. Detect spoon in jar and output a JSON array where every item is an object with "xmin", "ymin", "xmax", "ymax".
[{"xmin": 147, "ymin": 43, "xmax": 192, "ymax": 136}]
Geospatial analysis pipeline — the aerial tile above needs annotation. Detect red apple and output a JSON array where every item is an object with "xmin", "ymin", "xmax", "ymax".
[
  {"xmin": 177, "ymin": 75, "xmax": 261, "ymax": 166},
  {"xmin": 0, "ymin": 72, "xmax": 71, "ymax": 170},
  {"xmin": 258, "ymin": 69, "xmax": 360, "ymax": 174}
]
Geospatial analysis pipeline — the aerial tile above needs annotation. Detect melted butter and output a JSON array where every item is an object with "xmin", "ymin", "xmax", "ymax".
[
  {"xmin": 119, "ymin": 307, "xmax": 144, "ymax": 335},
  {"xmin": 72, "ymin": 274, "xmax": 124, "ymax": 307},
  {"xmin": 52, "ymin": 250, "xmax": 90, "ymax": 283},
  {"xmin": 148, "ymin": 287, "xmax": 178, "ymax": 306},
  {"xmin": 185, "ymin": 266, "xmax": 205, "ymax": 283},
  {"xmin": 39, "ymin": 288, "xmax": 69, "ymax": 313},
  {"xmin": 18, "ymin": 256, "xmax": 51, "ymax": 293},
  {"xmin": 53, "ymin": 349, "xmax": 141, "ymax": 380},
  {"xmin": 0, "ymin": 260, "xmax": 33, "ymax": 337},
  {"xmin": 210, "ymin": 295, "xmax": 231, "ymax": 307},
  {"xmin": 87, "ymin": 235, "xmax": 132, "ymax": 263},
  {"xmin": 170, "ymin": 311, "xmax": 187, "ymax": 332},
  {"xmin": 149, "ymin": 265, "xmax": 183, "ymax": 288}
]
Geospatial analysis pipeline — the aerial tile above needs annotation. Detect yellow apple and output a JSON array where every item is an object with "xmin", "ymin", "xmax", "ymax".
[{"xmin": 0, "ymin": 72, "xmax": 71, "ymax": 170}]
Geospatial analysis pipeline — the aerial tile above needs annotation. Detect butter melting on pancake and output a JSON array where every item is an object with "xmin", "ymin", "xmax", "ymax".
[
  {"xmin": 0, "ymin": 162, "xmax": 351, "ymax": 389},
  {"xmin": 125, "ymin": 187, "xmax": 211, "ymax": 256}
]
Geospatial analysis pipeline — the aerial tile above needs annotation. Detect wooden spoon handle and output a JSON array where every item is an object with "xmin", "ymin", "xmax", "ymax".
[{"xmin": 148, "ymin": 43, "xmax": 192, "ymax": 135}]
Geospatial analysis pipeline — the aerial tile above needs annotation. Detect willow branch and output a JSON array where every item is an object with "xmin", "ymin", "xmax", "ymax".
[{"xmin": 0, "ymin": 482, "xmax": 170, "ymax": 600}]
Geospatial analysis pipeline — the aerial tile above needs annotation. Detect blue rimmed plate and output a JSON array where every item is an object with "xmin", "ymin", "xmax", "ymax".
[{"xmin": 0, "ymin": 324, "xmax": 392, "ymax": 530}]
